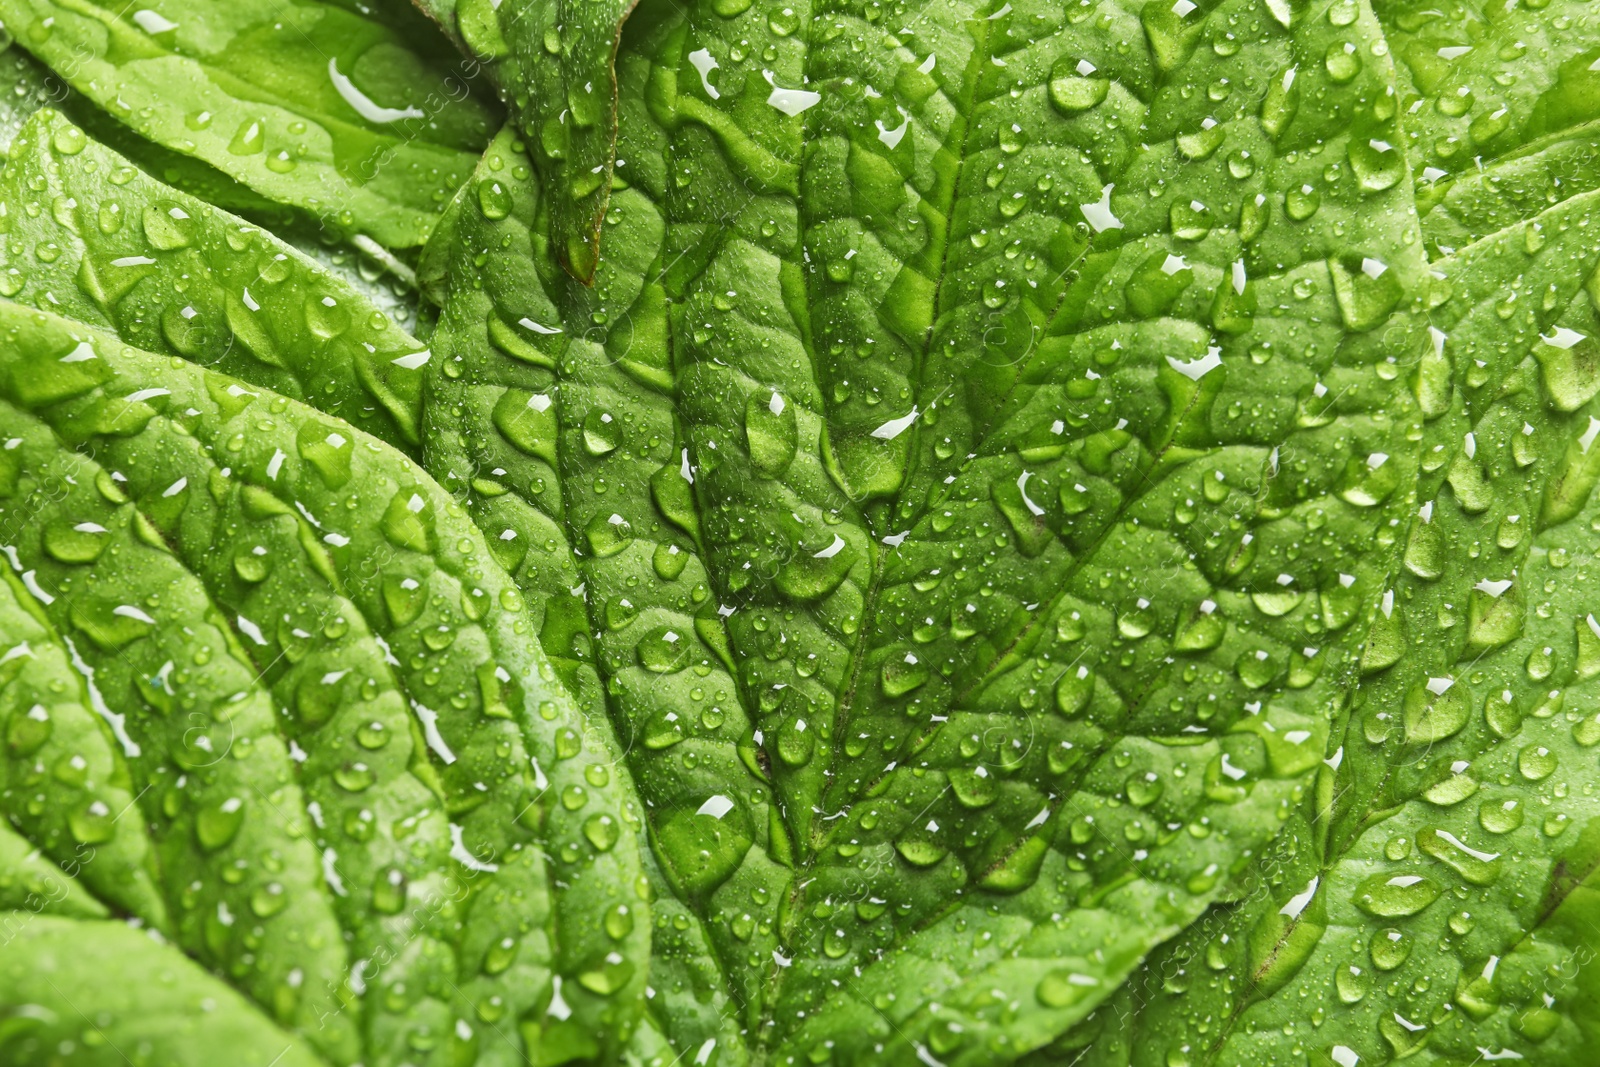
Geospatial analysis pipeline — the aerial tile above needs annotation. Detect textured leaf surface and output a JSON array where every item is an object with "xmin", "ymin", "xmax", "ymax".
[
  {"xmin": 5, "ymin": 0, "xmax": 1600, "ymax": 1061},
  {"xmin": 0, "ymin": 0, "xmax": 498, "ymax": 246},
  {"xmin": 0, "ymin": 111, "xmax": 432, "ymax": 448},
  {"xmin": 407, "ymin": 0, "xmax": 1458, "ymax": 1060},
  {"xmin": 0, "ymin": 389, "xmax": 365, "ymax": 1062},
  {"xmin": 0, "ymin": 564, "xmax": 166, "ymax": 925},
  {"xmin": 0, "ymin": 915, "xmax": 330, "ymax": 1065},
  {"xmin": 1073, "ymin": 15, "xmax": 1600, "ymax": 1062},
  {"xmin": 412, "ymin": 0, "xmax": 637, "ymax": 278},
  {"xmin": 0, "ymin": 294, "xmax": 654, "ymax": 1064},
  {"xmin": 1379, "ymin": 0, "xmax": 1600, "ymax": 251}
]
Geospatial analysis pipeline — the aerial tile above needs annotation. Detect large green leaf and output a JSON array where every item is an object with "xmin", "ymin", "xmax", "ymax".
[
  {"xmin": 0, "ymin": 244, "xmax": 648, "ymax": 1060},
  {"xmin": 4, "ymin": 0, "xmax": 1600, "ymax": 1061},
  {"xmin": 1081, "ymin": 182, "xmax": 1600, "ymax": 1065},
  {"xmin": 1378, "ymin": 0, "xmax": 1600, "ymax": 251},
  {"xmin": 411, "ymin": 0, "xmax": 637, "ymax": 278},
  {"xmin": 0, "ymin": 110, "xmax": 430, "ymax": 447},
  {"xmin": 0, "ymin": 0, "xmax": 499, "ymax": 247},
  {"xmin": 1057, "ymin": 5, "xmax": 1600, "ymax": 1063},
  {"xmin": 0, "ymin": 394, "xmax": 363, "ymax": 1061},
  {"xmin": 0, "ymin": 564, "xmax": 166, "ymax": 925},
  {"xmin": 0, "ymin": 112, "xmax": 646, "ymax": 1063},
  {"xmin": 408, "ymin": 0, "xmax": 1452, "ymax": 1058},
  {"xmin": 0, "ymin": 915, "xmax": 330, "ymax": 1065}
]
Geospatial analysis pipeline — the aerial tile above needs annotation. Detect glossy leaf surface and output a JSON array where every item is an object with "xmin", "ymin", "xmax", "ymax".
[{"xmin": 0, "ymin": 0, "xmax": 1597, "ymax": 1063}]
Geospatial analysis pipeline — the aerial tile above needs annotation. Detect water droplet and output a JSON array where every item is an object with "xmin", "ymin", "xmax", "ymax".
[
  {"xmin": 250, "ymin": 881, "xmax": 288, "ymax": 917},
  {"xmin": 950, "ymin": 766, "xmax": 997, "ymax": 808},
  {"xmin": 1335, "ymin": 965, "xmax": 1371, "ymax": 1004},
  {"xmin": 335, "ymin": 761, "xmax": 376, "ymax": 792},
  {"xmin": 1285, "ymin": 184, "xmax": 1321, "ymax": 221},
  {"xmin": 68, "ymin": 801, "xmax": 114, "ymax": 844},
  {"xmin": 1370, "ymin": 927, "xmax": 1412, "ymax": 970},
  {"xmin": 1348, "ymin": 138, "xmax": 1405, "ymax": 192},
  {"xmin": 880, "ymin": 652, "xmax": 929, "ymax": 697},
  {"xmin": 1049, "ymin": 71, "xmax": 1108, "ymax": 113},
  {"xmin": 1354, "ymin": 872, "xmax": 1440, "ymax": 917},
  {"xmin": 477, "ymin": 178, "xmax": 513, "ymax": 220},
  {"xmin": 1403, "ymin": 680, "xmax": 1469, "ymax": 743},
  {"xmin": 637, "ymin": 626, "xmax": 691, "ymax": 673},
  {"xmin": 745, "ymin": 391, "xmax": 797, "ymax": 476},
  {"xmin": 373, "ymin": 867, "xmax": 407, "ymax": 914},
  {"xmin": 1036, "ymin": 968, "xmax": 1098, "ymax": 1009},
  {"xmin": 604, "ymin": 904, "xmax": 634, "ymax": 940},
  {"xmin": 51, "ymin": 123, "xmax": 87, "ymax": 156},
  {"xmin": 894, "ymin": 834, "xmax": 947, "ymax": 868},
  {"xmin": 775, "ymin": 715, "xmax": 814, "ymax": 766},
  {"xmin": 1329, "ymin": 256, "xmax": 1403, "ymax": 332},
  {"xmin": 584, "ymin": 813, "xmax": 619, "ymax": 851},
  {"xmin": 577, "ymin": 957, "xmax": 635, "ymax": 996},
  {"xmin": 228, "ymin": 118, "xmax": 266, "ymax": 155},
  {"xmin": 141, "ymin": 201, "xmax": 194, "ymax": 250},
  {"xmin": 1055, "ymin": 666, "xmax": 1093, "ymax": 716},
  {"xmin": 583, "ymin": 410, "xmax": 620, "ymax": 455},
  {"xmin": 196, "ymin": 796, "xmax": 245, "ymax": 850},
  {"xmin": 1236, "ymin": 647, "xmax": 1280, "ymax": 689},
  {"xmin": 653, "ymin": 542, "xmax": 688, "ymax": 581},
  {"xmin": 484, "ymin": 935, "xmax": 520, "ymax": 975},
  {"xmin": 42, "ymin": 520, "xmax": 107, "ymax": 563},
  {"xmin": 586, "ymin": 512, "xmax": 634, "ymax": 557},
  {"xmin": 305, "ymin": 294, "xmax": 350, "ymax": 340},
  {"xmin": 1518, "ymin": 744, "xmax": 1557, "ymax": 780},
  {"xmin": 1324, "ymin": 43, "xmax": 1361, "ymax": 83}
]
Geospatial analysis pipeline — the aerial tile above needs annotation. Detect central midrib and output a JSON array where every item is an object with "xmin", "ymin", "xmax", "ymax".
[
  {"xmin": 742, "ymin": 0, "xmax": 1000, "ymax": 1047},
  {"xmin": 806, "ymin": 0, "xmax": 995, "ymax": 841}
]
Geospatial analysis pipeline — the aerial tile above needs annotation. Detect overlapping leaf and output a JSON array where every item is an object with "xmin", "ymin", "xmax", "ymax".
[
  {"xmin": 0, "ymin": 0, "xmax": 499, "ymax": 246},
  {"xmin": 411, "ymin": 0, "xmax": 639, "ymax": 278},
  {"xmin": 0, "ymin": 107, "xmax": 650, "ymax": 1066},
  {"xmin": 0, "ymin": 0, "xmax": 1599, "ymax": 1062},
  {"xmin": 0, "ymin": 916, "xmax": 330, "ymax": 1065},
  {"xmin": 410, "ymin": 0, "xmax": 1452, "ymax": 1062},
  {"xmin": 0, "ymin": 112, "xmax": 431, "ymax": 448},
  {"xmin": 1072, "ymin": 4, "xmax": 1600, "ymax": 1064}
]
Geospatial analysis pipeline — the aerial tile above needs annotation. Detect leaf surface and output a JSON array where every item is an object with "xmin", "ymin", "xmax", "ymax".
[
  {"xmin": 0, "ymin": 564, "xmax": 166, "ymax": 925},
  {"xmin": 0, "ymin": 0, "xmax": 498, "ymax": 246},
  {"xmin": 7, "ymin": 0, "xmax": 1600, "ymax": 1062},
  {"xmin": 408, "ymin": 0, "xmax": 1453, "ymax": 1060},
  {"xmin": 0, "ymin": 235, "xmax": 648, "ymax": 1061},
  {"xmin": 411, "ymin": 0, "xmax": 638, "ymax": 278},
  {"xmin": 0, "ymin": 110, "xmax": 430, "ymax": 448},
  {"xmin": 1078, "ymin": 78, "xmax": 1600, "ymax": 1067},
  {"xmin": 0, "ymin": 915, "xmax": 331, "ymax": 1065}
]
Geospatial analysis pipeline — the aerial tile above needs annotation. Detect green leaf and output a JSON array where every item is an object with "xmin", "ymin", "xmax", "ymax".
[
  {"xmin": 10, "ymin": 0, "xmax": 1600, "ymax": 1061},
  {"xmin": 0, "ymin": 0, "xmax": 498, "ymax": 247},
  {"xmin": 0, "ymin": 288, "xmax": 651, "ymax": 1064},
  {"xmin": 420, "ymin": 110, "xmax": 780, "ymax": 1054},
  {"xmin": 0, "ymin": 110, "xmax": 431, "ymax": 448},
  {"xmin": 0, "ymin": 565, "xmax": 166, "ymax": 925},
  {"xmin": 412, "ymin": 0, "xmax": 636, "ymax": 278},
  {"xmin": 649, "ymin": 0, "xmax": 1424, "ymax": 1055},
  {"xmin": 0, "ymin": 820, "xmax": 110, "ymax": 919},
  {"xmin": 0, "ymin": 392, "xmax": 364, "ymax": 1062},
  {"xmin": 0, "ymin": 915, "xmax": 330, "ymax": 1066},
  {"xmin": 408, "ymin": 0, "xmax": 1447, "ymax": 1055},
  {"xmin": 0, "ymin": 37, "xmax": 285, "ymax": 215},
  {"xmin": 1076, "ymin": 123, "xmax": 1600, "ymax": 1067},
  {"xmin": 1378, "ymin": 0, "xmax": 1600, "ymax": 252}
]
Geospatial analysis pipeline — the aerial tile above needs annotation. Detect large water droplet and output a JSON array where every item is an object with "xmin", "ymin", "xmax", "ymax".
[
  {"xmin": 744, "ymin": 391, "xmax": 797, "ymax": 477},
  {"xmin": 637, "ymin": 626, "xmax": 691, "ymax": 673},
  {"xmin": 196, "ymin": 796, "xmax": 245, "ymax": 850},
  {"xmin": 1353, "ymin": 872, "xmax": 1439, "ymax": 917}
]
